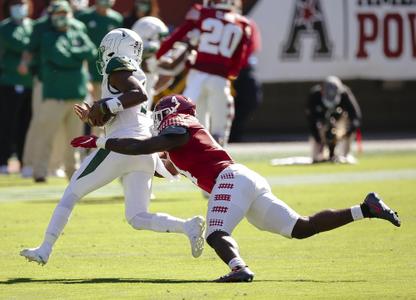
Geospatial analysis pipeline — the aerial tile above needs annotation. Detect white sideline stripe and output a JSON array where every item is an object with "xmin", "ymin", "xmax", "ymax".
[
  {"xmin": 267, "ymin": 168, "xmax": 416, "ymax": 186},
  {"xmin": 1, "ymin": 168, "xmax": 416, "ymax": 203},
  {"xmin": 227, "ymin": 139, "xmax": 416, "ymax": 155}
]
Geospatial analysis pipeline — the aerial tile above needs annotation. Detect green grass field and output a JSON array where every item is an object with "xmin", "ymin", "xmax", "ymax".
[{"xmin": 1, "ymin": 149, "xmax": 415, "ymax": 299}]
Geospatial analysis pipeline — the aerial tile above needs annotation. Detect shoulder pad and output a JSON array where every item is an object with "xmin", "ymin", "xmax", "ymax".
[
  {"xmin": 185, "ymin": 4, "xmax": 201, "ymax": 21},
  {"xmin": 159, "ymin": 125, "xmax": 188, "ymax": 136},
  {"xmin": 105, "ymin": 56, "xmax": 137, "ymax": 74}
]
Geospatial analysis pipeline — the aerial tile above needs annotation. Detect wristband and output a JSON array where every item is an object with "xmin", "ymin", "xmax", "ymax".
[
  {"xmin": 105, "ymin": 98, "xmax": 124, "ymax": 114},
  {"xmin": 96, "ymin": 136, "xmax": 107, "ymax": 149}
]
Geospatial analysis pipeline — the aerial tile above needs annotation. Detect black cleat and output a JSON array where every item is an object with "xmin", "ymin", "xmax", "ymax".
[
  {"xmin": 214, "ymin": 267, "xmax": 254, "ymax": 283},
  {"xmin": 364, "ymin": 192, "xmax": 401, "ymax": 227}
]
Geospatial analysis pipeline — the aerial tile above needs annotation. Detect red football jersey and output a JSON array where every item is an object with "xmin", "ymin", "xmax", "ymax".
[
  {"xmin": 157, "ymin": 4, "xmax": 252, "ymax": 79},
  {"xmin": 159, "ymin": 113, "xmax": 234, "ymax": 193}
]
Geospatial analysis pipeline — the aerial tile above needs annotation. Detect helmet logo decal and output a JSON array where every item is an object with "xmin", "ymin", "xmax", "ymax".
[{"xmin": 171, "ymin": 96, "xmax": 180, "ymax": 111}]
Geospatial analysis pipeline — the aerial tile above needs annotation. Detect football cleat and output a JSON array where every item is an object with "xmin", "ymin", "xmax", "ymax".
[
  {"xmin": 20, "ymin": 247, "xmax": 50, "ymax": 266},
  {"xmin": 364, "ymin": 192, "xmax": 401, "ymax": 227},
  {"xmin": 214, "ymin": 266, "xmax": 255, "ymax": 283},
  {"xmin": 184, "ymin": 216, "xmax": 205, "ymax": 258}
]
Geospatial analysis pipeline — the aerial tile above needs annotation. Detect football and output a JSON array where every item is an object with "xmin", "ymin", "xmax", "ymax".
[{"xmin": 88, "ymin": 98, "xmax": 116, "ymax": 127}]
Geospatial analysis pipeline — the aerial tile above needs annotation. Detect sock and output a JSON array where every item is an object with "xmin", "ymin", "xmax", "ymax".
[
  {"xmin": 129, "ymin": 212, "xmax": 186, "ymax": 233},
  {"xmin": 43, "ymin": 205, "xmax": 73, "ymax": 248},
  {"xmin": 350, "ymin": 205, "xmax": 364, "ymax": 221},
  {"xmin": 228, "ymin": 257, "xmax": 246, "ymax": 271},
  {"xmin": 151, "ymin": 213, "xmax": 186, "ymax": 233}
]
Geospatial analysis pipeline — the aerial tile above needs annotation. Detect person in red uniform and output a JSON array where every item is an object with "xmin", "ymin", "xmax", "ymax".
[
  {"xmin": 71, "ymin": 95, "xmax": 401, "ymax": 283},
  {"xmin": 156, "ymin": 0, "xmax": 252, "ymax": 146}
]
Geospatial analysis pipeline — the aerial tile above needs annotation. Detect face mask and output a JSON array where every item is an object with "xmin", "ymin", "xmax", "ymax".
[
  {"xmin": 51, "ymin": 14, "xmax": 70, "ymax": 29},
  {"xmin": 10, "ymin": 4, "xmax": 28, "ymax": 20}
]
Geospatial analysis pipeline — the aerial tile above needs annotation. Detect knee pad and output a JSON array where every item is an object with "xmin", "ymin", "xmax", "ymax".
[{"xmin": 128, "ymin": 212, "xmax": 181, "ymax": 233}]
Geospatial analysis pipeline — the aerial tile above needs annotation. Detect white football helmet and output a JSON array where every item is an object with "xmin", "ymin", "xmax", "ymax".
[
  {"xmin": 132, "ymin": 16, "xmax": 169, "ymax": 58},
  {"xmin": 203, "ymin": 0, "xmax": 236, "ymax": 10},
  {"xmin": 97, "ymin": 28, "xmax": 144, "ymax": 75}
]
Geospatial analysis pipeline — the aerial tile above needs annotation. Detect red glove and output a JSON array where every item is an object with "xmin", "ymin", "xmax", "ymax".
[{"xmin": 71, "ymin": 135, "xmax": 98, "ymax": 148}]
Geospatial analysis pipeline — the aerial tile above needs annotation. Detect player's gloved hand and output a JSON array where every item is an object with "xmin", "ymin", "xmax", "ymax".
[{"xmin": 71, "ymin": 135, "xmax": 98, "ymax": 149}]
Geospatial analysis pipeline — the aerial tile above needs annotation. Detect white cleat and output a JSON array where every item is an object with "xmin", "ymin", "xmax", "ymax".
[
  {"xmin": 20, "ymin": 247, "xmax": 50, "ymax": 266},
  {"xmin": 184, "ymin": 216, "xmax": 205, "ymax": 258}
]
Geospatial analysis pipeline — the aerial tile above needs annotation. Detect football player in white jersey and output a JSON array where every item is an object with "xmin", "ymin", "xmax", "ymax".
[{"xmin": 20, "ymin": 28, "xmax": 205, "ymax": 266}]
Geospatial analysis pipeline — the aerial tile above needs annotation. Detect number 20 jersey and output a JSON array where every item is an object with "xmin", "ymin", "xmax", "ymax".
[
  {"xmin": 159, "ymin": 113, "xmax": 234, "ymax": 193},
  {"xmin": 157, "ymin": 4, "xmax": 252, "ymax": 79}
]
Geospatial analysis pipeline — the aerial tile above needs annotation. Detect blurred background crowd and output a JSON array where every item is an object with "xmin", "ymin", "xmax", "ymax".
[{"xmin": 0, "ymin": 0, "xmax": 414, "ymax": 182}]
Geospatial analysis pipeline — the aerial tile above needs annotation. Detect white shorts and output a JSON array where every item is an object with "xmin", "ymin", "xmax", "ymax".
[
  {"xmin": 206, "ymin": 164, "xmax": 300, "ymax": 238},
  {"xmin": 184, "ymin": 69, "xmax": 234, "ymax": 142}
]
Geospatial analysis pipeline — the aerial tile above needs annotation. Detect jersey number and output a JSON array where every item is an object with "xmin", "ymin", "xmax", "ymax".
[{"xmin": 199, "ymin": 18, "xmax": 243, "ymax": 58}]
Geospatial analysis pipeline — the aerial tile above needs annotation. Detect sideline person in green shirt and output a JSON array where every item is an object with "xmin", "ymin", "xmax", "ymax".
[
  {"xmin": 19, "ymin": 0, "xmax": 88, "ymax": 179},
  {"xmin": 29, "ymin": 1, "xmax": 97, "ymax": 182},
  {"xmin": 0, "ymin": 0, "xmax": 33, "ymax": 174}
]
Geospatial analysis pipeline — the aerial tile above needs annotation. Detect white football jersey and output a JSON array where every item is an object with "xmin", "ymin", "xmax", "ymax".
[{"xmin": 101, "ymin": 66, "xmax": 153, "ymax": 139}]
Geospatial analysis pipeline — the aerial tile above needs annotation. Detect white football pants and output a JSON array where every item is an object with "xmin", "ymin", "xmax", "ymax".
[
  {"xmin": 42, "ymin": 149, "xmax": 187, "ymax": 249},
  {"xmin": 184, "ymin": 69, "xmax": 234, "ymax": 146},
  {"xmin": 206, "ymin": 164, "xmax": 300, "ymax": 238}
]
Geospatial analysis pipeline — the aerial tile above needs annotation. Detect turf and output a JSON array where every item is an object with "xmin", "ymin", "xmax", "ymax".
[{"xmin": 0, "ymin": 150, "xmax": 415, "ymax": 299}]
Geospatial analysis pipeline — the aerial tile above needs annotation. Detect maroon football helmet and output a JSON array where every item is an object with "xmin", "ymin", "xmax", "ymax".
[{"xmin": 153, "ymin": 95, "xmax": 196, "ymax": 131}]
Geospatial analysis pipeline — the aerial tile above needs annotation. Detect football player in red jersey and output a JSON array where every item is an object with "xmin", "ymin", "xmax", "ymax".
[
  {"xmin": 156, "ymin": 0, "xmax": 252, "ymax": 146},
  {"xmin": 71, "ymin": 95, "xmax": 401, "ymax": 283}
]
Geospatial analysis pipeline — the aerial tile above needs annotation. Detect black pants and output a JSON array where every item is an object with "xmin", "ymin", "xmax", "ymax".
[
  {"xmin": 229, "ymin": 66, "xmax": 262, "ymax": 143},
  {"xmin": 0, "ymin": 85, "xmax": 32, "ymax": 166}
]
